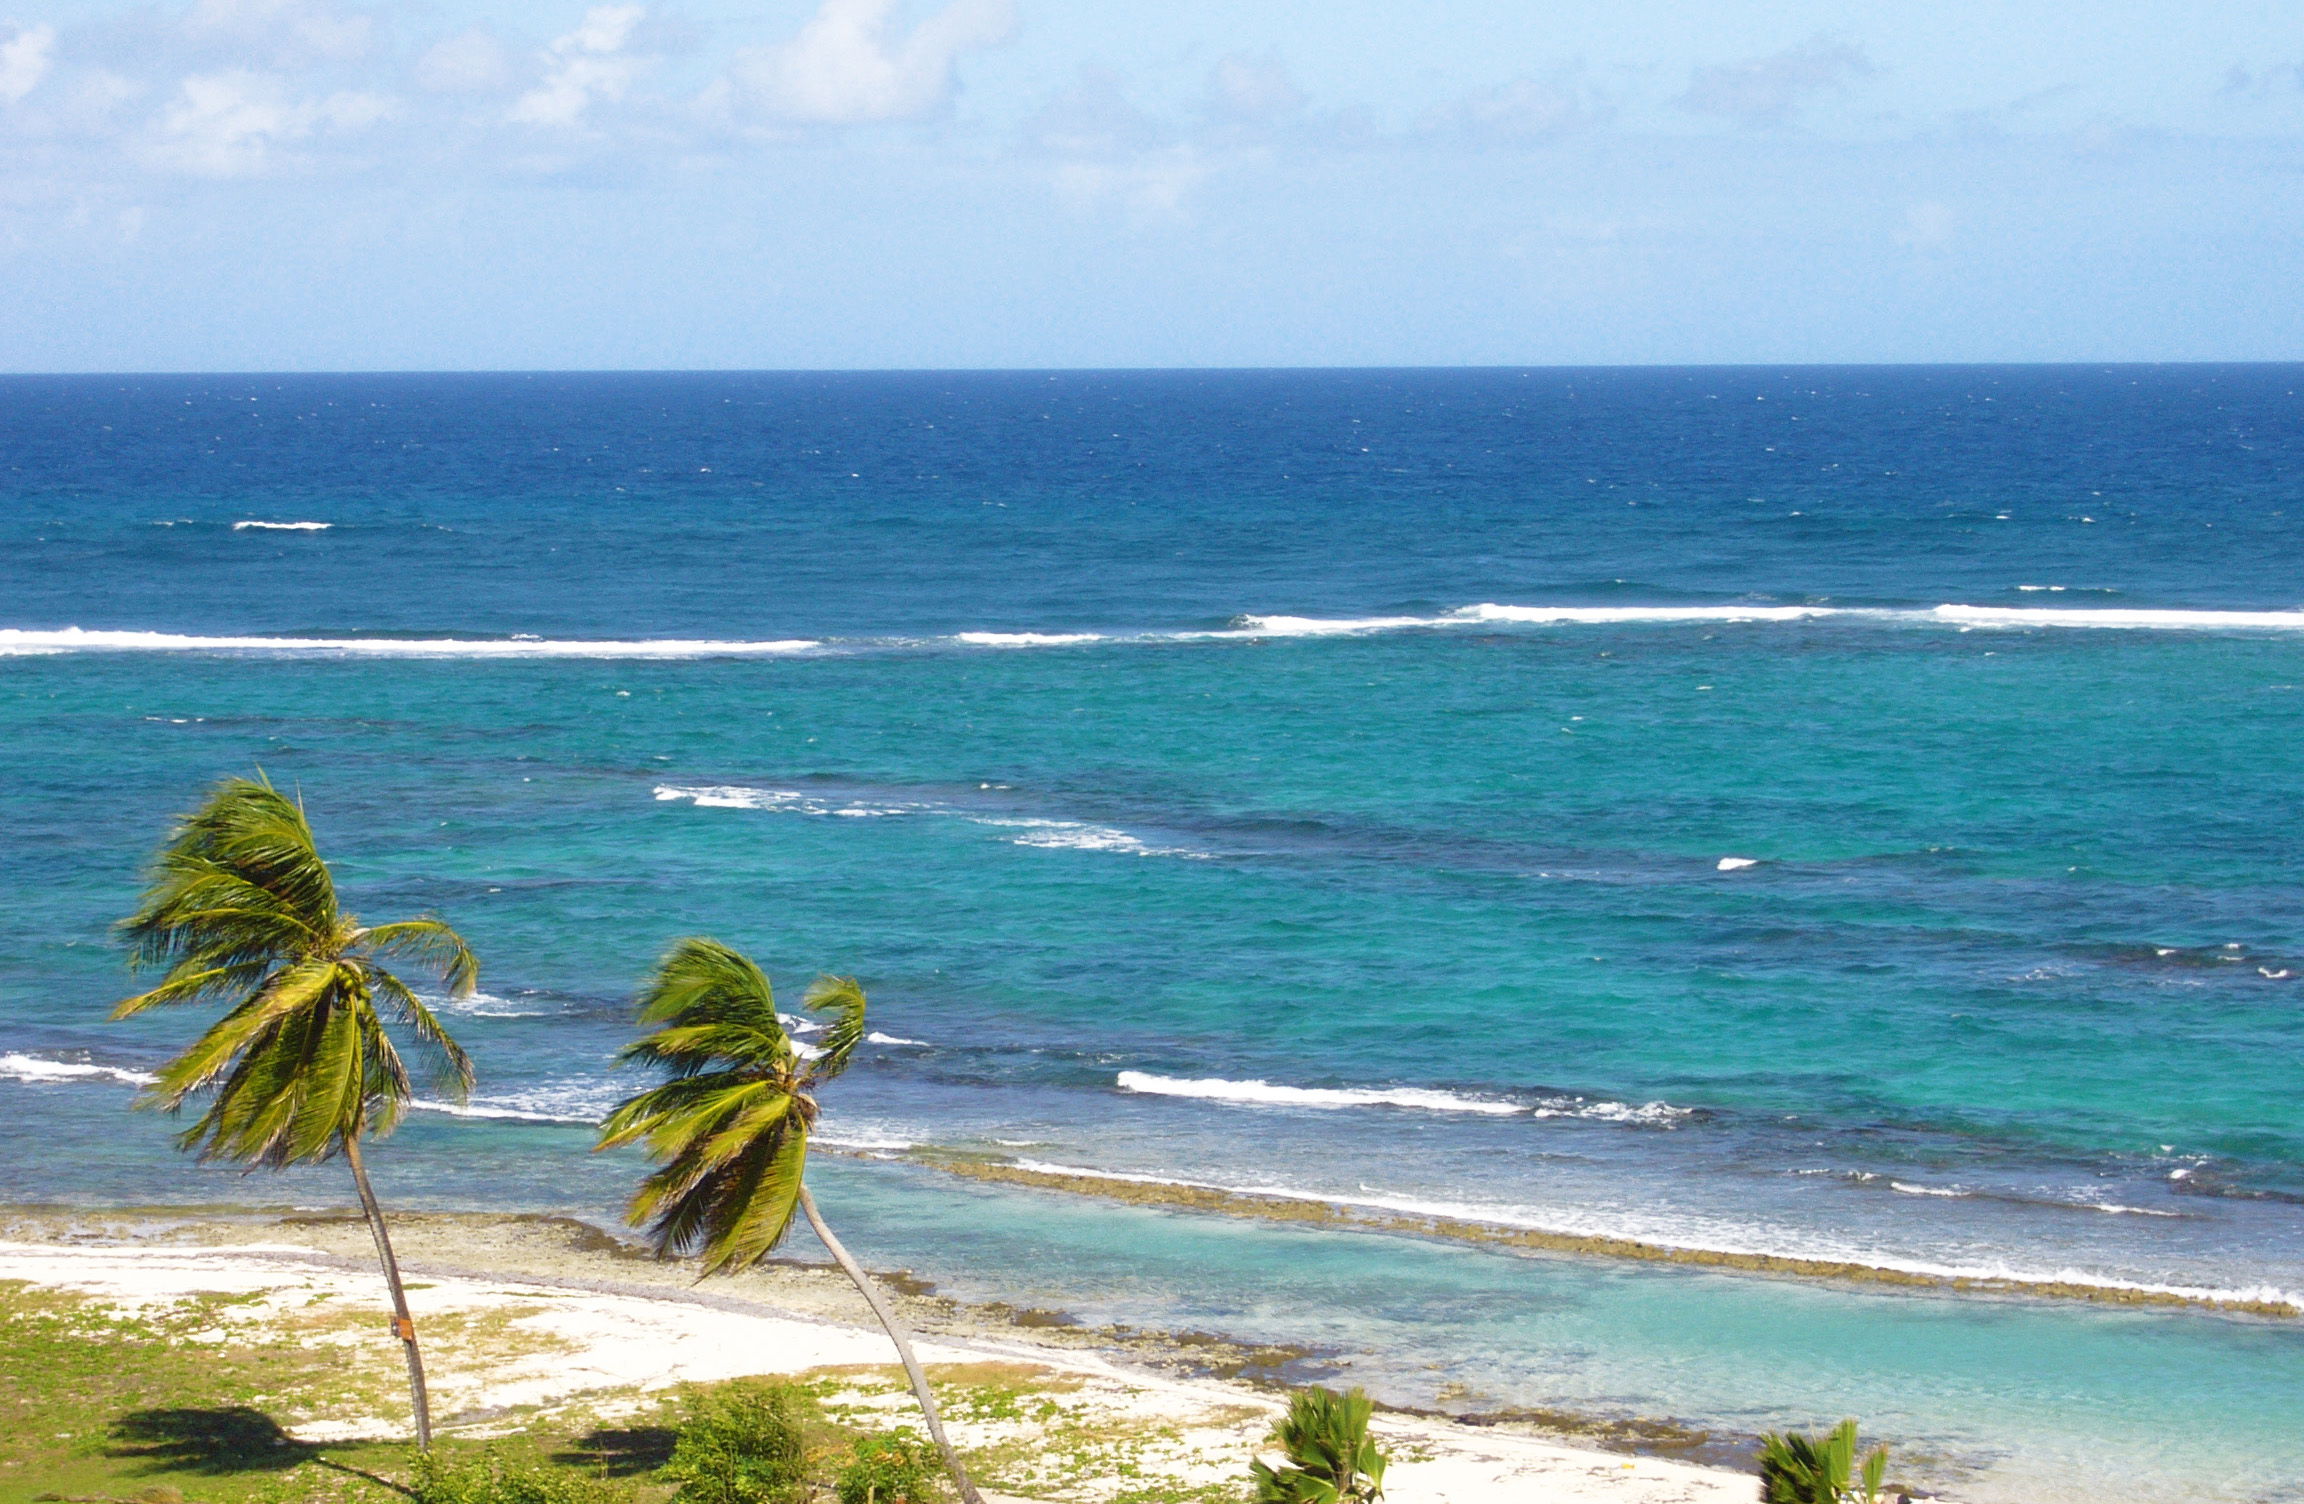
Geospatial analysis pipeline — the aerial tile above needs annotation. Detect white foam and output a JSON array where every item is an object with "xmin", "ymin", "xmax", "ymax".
[
  {"xmin": 1529, "ymin": 1096, "xmax": 1693, "ymax": 1126},
  {"xmin": 1889, "ymin": 1180, "xmax": 1971, "ymax": 1198},
  {"xmin": 409, "ymin": 1098, "xmax": 597, "ymax": 1125},
  {"xmin": 1231, "ymin": 614, "xmax": 1440, "ymax": 636},
  {"xmin": 1116, "ymin": 1069, "xmax": 1524, "ymax": 1115},
  {"xmin": 657, "ymin": 786, "xmax": 1211, "ymax": 858},
  {"xmin": 985, "ymin": 818, "xmax": 1209, "ymax": 858},
  {"xmin": 425, "ymin": 989, "xmax": 556, "ymax": 1019},
  {"xmin": 232, "ymin": 520, "xmax": 332, "ymax": 531},
  {"xmin": 654, "ymin": 785, "xmax": 927, "ymax": 817},
  {"xmin": 1453, "ymin": 603, "xmax": 1833, "ymax": 625},
  {"xmin": 0, "ymin": 629, "xmax": 820, "ymax": 659},
  {"xmin": 0, "ymin": 1052, "xmax": 156, "ymax": 1087},
  {"xmin": 951, "ymin": 632, "xmax": 1105, "ymax": 647},
  {"xmin": 995, "ymin": 1156, "xmax": 2304, "ymax": 1310},
  {"xmin": 867, "ymin": 1031, "xmax": 927, "ymax": 1046},
  {"xmin": 1929, "ymin": 605, "xmax": 2304, "ymax": 630},
  {"xmin": 1716, "ymin": 857, "xmax": 1757, "ymax": 871}
]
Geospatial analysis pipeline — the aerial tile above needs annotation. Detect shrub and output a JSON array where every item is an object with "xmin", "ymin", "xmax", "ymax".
[
  {"xmin": 659, "ymin": 1382, "xmax": 813, "ymax": 1504},
  {"xmin": 1757, "ymin": 1420, "xmax": 1889, "ymax": 1504},
  {"xmin": 414, "ymin": 1450, "xmax": 624, "ymax": 1504},
  {"xmin": 1250, "ymin": 1386, "xmax": 1386, "ymax": 1504},
  {"xmin": 837, "ymin": 1431, "xmax": 944, "ymax": 1504}
]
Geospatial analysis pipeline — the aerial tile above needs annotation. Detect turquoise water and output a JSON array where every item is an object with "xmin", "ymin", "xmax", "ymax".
[{"xmin": 4, "ymin": 368, "xmax": 2304, "ymax": 1499}]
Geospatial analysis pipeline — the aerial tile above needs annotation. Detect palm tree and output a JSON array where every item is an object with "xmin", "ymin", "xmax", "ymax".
[
  {"xmin": 596, "ymin": 938, "xmax": 983, "ymax": 1504},
  {"xmin": 112, "ymin": 774, "xmax": 478, "ymax": 1449}
]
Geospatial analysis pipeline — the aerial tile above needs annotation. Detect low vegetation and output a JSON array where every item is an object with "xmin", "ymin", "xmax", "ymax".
[
  {"xmin": 1757, "ymin": 1420, "xmax": 1890, "ymax": 1504},
  {"xmin": 1248, "ymin": 1388, "xmax": 1385, "ymax": 1504}
]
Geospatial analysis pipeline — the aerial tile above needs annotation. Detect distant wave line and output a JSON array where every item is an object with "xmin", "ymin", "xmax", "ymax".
[
  {"xmin": 925, "ymin": 1153, "xmax": 2304, "ymax": 1318},
  {"xmin": 10, "ymin": 603, "xmax": 2304, "ymax": 659}
]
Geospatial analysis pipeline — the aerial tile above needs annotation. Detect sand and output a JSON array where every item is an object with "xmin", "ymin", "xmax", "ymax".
[{"xmin": 0, "ymin": 1206, "xmax": 1758, "ymax": 1504}]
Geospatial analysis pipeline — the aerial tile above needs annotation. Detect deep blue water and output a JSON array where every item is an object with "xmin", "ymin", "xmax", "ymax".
[{"xmin": 4, "ymin": 367, "xmax": 2303, "ymax": 1501}]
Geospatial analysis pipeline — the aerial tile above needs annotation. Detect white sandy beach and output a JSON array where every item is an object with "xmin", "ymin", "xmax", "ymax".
[{"xmin": 0, "ymin": 1212, "xmax": 1754, "ymax": 1504}]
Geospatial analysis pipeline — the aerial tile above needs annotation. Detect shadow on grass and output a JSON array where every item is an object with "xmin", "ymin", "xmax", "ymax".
[
  {"xmin": 553, "ymin": 1425, "xmax": 677, "ymax": 1478},
  {"xmin": 109, "ymin": 1408, "xmax": 413, "ymax": 1496}
]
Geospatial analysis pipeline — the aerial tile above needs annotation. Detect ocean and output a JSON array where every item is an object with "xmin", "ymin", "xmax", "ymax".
[{"xmin": 2, "ymin": 366, "xmax": 2301, "ymax": 1501}]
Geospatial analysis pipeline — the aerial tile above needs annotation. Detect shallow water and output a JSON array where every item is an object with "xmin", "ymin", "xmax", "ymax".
[{"xmin": 3, "ymin": 367, "xmax": 2303, "ymax": 1499}]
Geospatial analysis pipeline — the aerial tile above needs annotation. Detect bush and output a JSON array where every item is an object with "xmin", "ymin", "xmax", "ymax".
[
  {"xmin": 414, "ymin": 1451, "xmax": 624, "ymax": 1504},
  {"xmin": 1757, "ymin": 1420, "xmax": 1889, "ymax": 1504},
  {"xmin": 837, "ymin": 1432, "xmax": 944, "ymax": 1504},
  {"xmin": 659, "ymin": 1382, "xmax": 813, "ymax": 1504},
  {"xmin": 1250, "ymin": 1387, "xmax": 1386, "ymax": 1504}
]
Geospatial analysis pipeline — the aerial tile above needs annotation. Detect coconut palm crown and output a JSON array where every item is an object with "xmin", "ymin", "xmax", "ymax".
[
  {"xmin": 114, "ymin": 775, "xmax": 477, "ymax": 1158},
  {"xmin": 599, "ymin": 938, "xmax": 982, "ymax": 1504},
  {"xmin": 112, "ymin": 774, "xmax": 479, "ymax": 1450},
  {"xmin": 596, "ymin": 938, "xmax": 864, "ymax": 1274}
]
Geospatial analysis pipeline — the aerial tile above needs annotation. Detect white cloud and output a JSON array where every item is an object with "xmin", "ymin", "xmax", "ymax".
[
  {"xmin": 1678, "ymin": 35, "xmax": 1874, "ymax": 127},
  {"xmin": 151, "ymin": 68, "xmax": 390, "ymax": 174},
  {"xmin": 0, "ymin": 23, "xmax": 56, "ymax": 104},
  {"xmin": 183, "ymin": 0, "xmax": 373, "ymax": 66},
  {"xmin": 735, "ymin": 0, "xmax": 1013, "ymax": 125},
  {"xmin": 1206, "ymin": 54, "xmax": 1303, "ymax": 124},
  {"xmin": 1433, "ymin": 72, "xmax": 1610, "ymax": 144},
  {"xmin": 509, "ymin": 6, "xmax": 646, "ymax": 129},
  {"xmin": 1054, "ymin": 145, "xmax": 1208, "ymax": 218},
  {"xmin": 416, "ymin": 29, "xmax": 511, "ymax": 95}
]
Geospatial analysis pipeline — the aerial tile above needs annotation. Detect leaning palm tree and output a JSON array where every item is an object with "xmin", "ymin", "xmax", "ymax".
[
  {"xmin": 596, "ymin": 939, "xmax": 982, "ymax": 1504},
  {"xmin": 112, "ymin": 774, "xmax": 478, "ymax": 1449}
]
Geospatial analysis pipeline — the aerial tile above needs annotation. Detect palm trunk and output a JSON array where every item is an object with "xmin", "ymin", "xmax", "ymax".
[
  {"xmin": 799, "ymin": 1186, "xmax": 983, "ymax": 1504},
  {"xmin": 344, "ymin": 1134, "xmax": 433, "ymax": 1449}
]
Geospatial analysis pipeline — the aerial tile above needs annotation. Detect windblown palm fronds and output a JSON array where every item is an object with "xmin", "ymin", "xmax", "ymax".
[
  {"xmin": 113, "ymin": 773, "xmax": 478, "ymax": 1446},
  {"xmin": 1758, "ymin": 1419, "xmax": 1890, "ymax": 1504},
  {"xmin": 1251, "ymin": 1386, "xmax": 1387, "ymax": 1504},
  {"xmin": 598, "ymin": 939, "xmax": 978, "ymax": 1504}
]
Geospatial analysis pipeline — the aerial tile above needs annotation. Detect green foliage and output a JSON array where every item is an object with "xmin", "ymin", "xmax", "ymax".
[
  {"xmin": 657, "ymin": 1382, "xmax": 813, "ymax": 1504},
  {"xmin": 1250, "ymin": 1387, "xmax": 1386, "ymax": 1504},
  {"xmin": 594, "ymin": 938, "xmax": 867, "ymax": 1276},
  {"xmin": 112, "ymin": 774, "xmax": 477, "ymax": 1165},
  {"xmin": 1758, "ymin": 1420, "xmax": 1890, "ymax": 1504},
  {"xmin": 836, "ymin": 1432, "xmax": 944, "ymax": 1504},
  {"xmin": 414, "ymin": 1450, "xmax": 625, "ymax": 1504}
]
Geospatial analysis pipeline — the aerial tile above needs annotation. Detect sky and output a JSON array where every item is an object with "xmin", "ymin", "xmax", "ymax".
[{"xmin": 1, "ymin": 0, "xmax": 2302, "ymax": 370}]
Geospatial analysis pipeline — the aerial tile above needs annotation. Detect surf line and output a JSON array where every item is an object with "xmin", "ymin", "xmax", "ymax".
[{"xmin": 884, "ymin": 1149, "xmax": 2301, "ymax": 1319}]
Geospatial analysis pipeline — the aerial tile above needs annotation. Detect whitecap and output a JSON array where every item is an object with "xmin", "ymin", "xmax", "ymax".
[
  {"xmin": 1530, "ymin": 1096, "xmax": 1693, "ymax": 1126},
  {"xmin": 232, "ymin": 520, "xmax": 332, "ymax": 531},
  {"xmin": 1930, "ymin": 605, "xmax": 2304, "ymax": 630},
  {"xmin": 1452, "ymin": 603, "xmax": 1832, "ymax": 625},
  {"xmin": 950, "ymin": 632, "xmax": 1105, "ymax": 648},
  {"xmin": 983, "ymin": 818, "xmax": 1209, "ymax": 858},
  {"xmin": 1889, "ymin": 1181, "xmax": 1971, "ymax": 1198},
  {"xmin": 1231, "ymin": 614, "xmax": 1441, "ymax": 636},
  {"xmin": 0, "ymin": 1052, "xmax": 156, "ymax": 1087},
  {"xmin": 867, "ymin": 1031, "xmax": 927, "ymax": 1046},
  {"xmin": 1716, "ymin": 857, "xmax": 1758, "ymax": 871},
  {"xmin": 1116, "ymin": 1069, "xmax": 1524, "ymax": 1115}
]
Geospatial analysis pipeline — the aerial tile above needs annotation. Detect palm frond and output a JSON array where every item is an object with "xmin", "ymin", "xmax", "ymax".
[
  {"xmin": 600, "ymin": 937, "xmax": 832, "ymax": 1275},
  {"xmin": 112, "ymin": 959, "xmax": 277, "ymax": 1020},
  {"xmin": 801, "ymin": 975, "xmax": 867, "ymax": 1082},
  {"xmin": 365, "ymin": 965, "xmax": 476, "ymax": 1099},
  {"xmin": 119, "ymin": 778, "xmax": 337, "ymax": 960},
  {"xmin": 360, "ymin": 919, "xmax": 478, "ymax": 998},
  {"xmin": 140, "ymin": 959, "xmax": 342, "ymax": 1108},
  {"xmin": 621, "ymin": 938, "xmax": 790, "ymax": 1075}
]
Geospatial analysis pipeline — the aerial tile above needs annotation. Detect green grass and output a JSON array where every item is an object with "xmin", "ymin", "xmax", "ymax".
[{"xmin": 0, "ymin": 1281, "xmax": 1252, "ymax": 1504}]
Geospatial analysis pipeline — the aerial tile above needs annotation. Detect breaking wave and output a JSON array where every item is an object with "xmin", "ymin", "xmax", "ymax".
[
  {"xmin": 1116, "ymin": 1070, "xmax": 1524, "ymax": 1116},
  {"xmin": 0, "ymin": 1052, "xmax": 156, "ymax": 1087},
  {"xmin": 654, "ymin": 785, "xmax": 1213, "ymax": 858},
  {"xmin": 10, "ymin": 601, "xmax": 2304, "ymax": 661}
]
